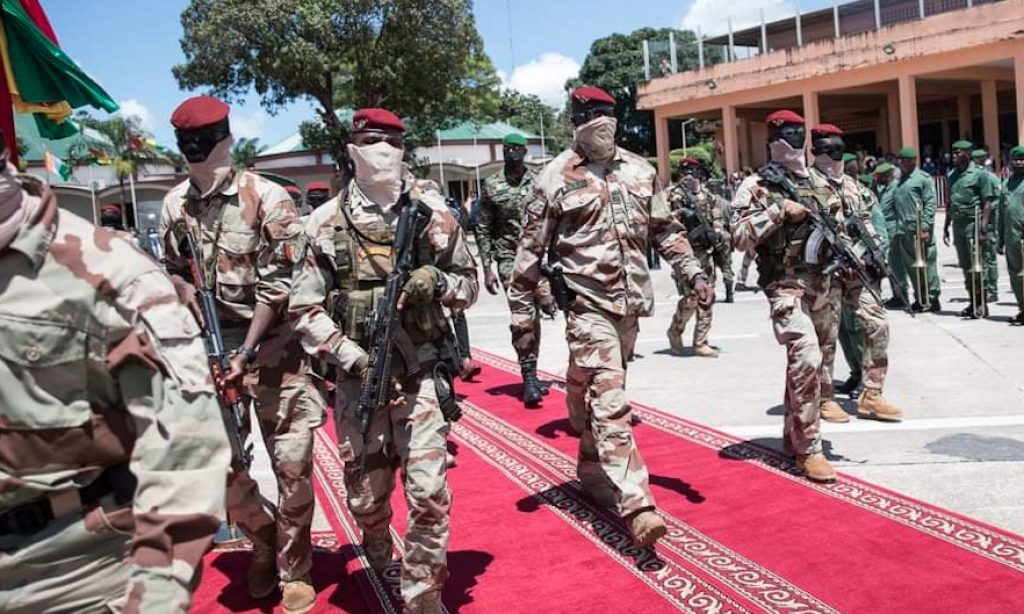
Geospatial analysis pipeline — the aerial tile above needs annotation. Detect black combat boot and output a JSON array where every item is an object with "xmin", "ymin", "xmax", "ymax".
[
  {"xmin": 725, "ymin": 281, "xmax": 735, "ymax": 303},
  {"xmin": 521, "ymin": 361, "xmax": 543, "ymax": 408}
]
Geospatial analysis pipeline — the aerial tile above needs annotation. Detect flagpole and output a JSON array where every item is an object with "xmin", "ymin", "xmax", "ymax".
[
  {"xmin": 472, "ymin": 134, "xmax": 480, "ymax": 200},
  {"xmin": 539, "ymin": 112, "xmax": 547, "ymax": 158},
  {"xmin": 128, "ymin": 170, "xmax": 139, "ymax": 229},
  {"xmin": 437, "ymin": 130, "xmax": 446, "ymax": 197},
  {"xmin": 89, "ymin": 164, "xmax": 97, "ymax": 222}
]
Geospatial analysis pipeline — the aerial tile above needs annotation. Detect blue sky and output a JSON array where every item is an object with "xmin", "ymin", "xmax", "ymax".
[{"xmin": 42, "ymin": 0, "xmax": 832, "ymax": 149}]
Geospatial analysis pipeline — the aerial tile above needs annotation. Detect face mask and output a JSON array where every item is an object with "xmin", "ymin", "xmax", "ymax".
[
  {"xmin": 680, "ymin": 174, "xmax": 700, "ymax": 192},
  {"xmin": 574, "ymin": 116, "xmax": 617, "ymax": 164},
  {"xmin": 0, "ymin": 159, "xmax": 26, "ymax": 251},
  {"xmin": 769, "ymin": 139, "xmax": 809, "ymax": 177},
  {"xmin": 503, "ymin": 146, "xmax": 526, "ymax": 166},
  {"xmin": 348, "ymin": 141, "xmax": 406, "ymax": 211},
  {"xmin": 814, "ymin": 153, "xmax": 844, "ymax": 179},
  {"xmin": 187, "ymin": 136, "xmax": 234, "ymax": 198}
]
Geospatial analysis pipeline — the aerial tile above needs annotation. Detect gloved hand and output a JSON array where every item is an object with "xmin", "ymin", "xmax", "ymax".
[
  {"xmin": 782, "ymin": 199, "xmax": 807, "ymax": 223},
  {"xmin": 352, "ymin": 353, "xmax": 370, "ymax": 382},
  {"xmin": 398, "ymin": 265, "xmax": 443, "ymax": 309}
]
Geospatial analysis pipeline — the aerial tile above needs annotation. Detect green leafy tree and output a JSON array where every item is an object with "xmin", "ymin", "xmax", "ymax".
[
  {"xmin": 570, "ymin": 28, "xmax": 723, "ymax": 156},
  {"xmin": 232, "ymin": 137, "xmax": 266, "ymax": 169},
  {"xmin": 175, "ymin": 0, "xmax": 498, "ymax": 163},
  {"xmin": 496, "ymin": 90, "xmax": 570, "ymax": 154},
  {"xmin": 75, "ymin": 112, "xmax": 175, "ymax": 208}
]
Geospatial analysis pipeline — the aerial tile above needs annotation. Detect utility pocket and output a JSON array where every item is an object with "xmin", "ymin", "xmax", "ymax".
[
  {"xmin": 0, "ymin": 315, "xmax": 93, "ymax": 429},
  {"xmin": 215, "ymin": 228, "xmax": 260, "ymax": 304}
]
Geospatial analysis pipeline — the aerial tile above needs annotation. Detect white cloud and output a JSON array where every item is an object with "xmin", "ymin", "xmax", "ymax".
[
  {"xmin": 230, "ymin": 109, "xmax": 269, "ymax": 141},
  {"xmin": 115, "ymin": 99, "xmax": 155, "ymax": 132},
  {"xmin": 500, "ymin": 52, "xmax": 580, "ymax": 108},
  {"xmin": 681, "ymin": 0, "xmax": 795, "ymax": 38}
]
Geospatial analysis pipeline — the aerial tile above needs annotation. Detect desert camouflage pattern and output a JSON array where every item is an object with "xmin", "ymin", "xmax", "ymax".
[
  {"xmin": 731, "ymin": 167, "xmax": 844, "ymax": 455},
  {"xmin": 289, "ymin": 176, "xmax": 478, "ymax": 607},
  {"xmin": 715, "ymin": 194, "xmax": 735, "ymax": 285},
  {"xmin": 477, "ymin": 167, "xmax": 544, "ymax": 364},
  {"xmin": 160, "ymin": 170, "xmax": 321, "ymax": 584},
  {"xmin": 666, "ymin": 185, "xmax": 726, "ymax": 347},
  {"xmin": 815, "ymin": 170, "xmax": 891, "ymax": 398},
  {"xmin": 0, "ymin": 178, "xmax": 230, "ymax": 613},
  {"xmin": 508, "ymin": 146, "xmax": 703, "ymax": 518}
]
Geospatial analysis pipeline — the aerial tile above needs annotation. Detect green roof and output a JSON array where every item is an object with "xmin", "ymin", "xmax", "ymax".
[{"xmin": 14, "ymin": 113, "xmax": 114, "ymax": 162}]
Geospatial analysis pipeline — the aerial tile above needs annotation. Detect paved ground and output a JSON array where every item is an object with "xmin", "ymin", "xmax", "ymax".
[{"xmin": 463, "ymin": 238, "xmax": 1024, "ymax": 535}]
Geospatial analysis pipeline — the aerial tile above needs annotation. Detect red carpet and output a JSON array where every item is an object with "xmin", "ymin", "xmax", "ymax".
[{"xmin": 193, "ymin": 350, "xmax": 1024, "ymax": 613}]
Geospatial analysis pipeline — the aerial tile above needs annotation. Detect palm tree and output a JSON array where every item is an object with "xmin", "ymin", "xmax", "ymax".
[{"xmin": 232, "ymin": 137, "xmax": 266, "ymax": 169}]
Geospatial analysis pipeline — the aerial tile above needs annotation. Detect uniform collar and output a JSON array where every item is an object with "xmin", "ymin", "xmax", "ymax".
[
  {"xmin": 570, "ymin": 146, "xmax": 625, "ymax": 171},
  {"xmin": 186, "ymin": 169, "xmax": 240, "ymax": 200}
]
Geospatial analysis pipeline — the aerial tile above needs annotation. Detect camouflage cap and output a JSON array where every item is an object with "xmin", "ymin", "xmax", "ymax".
[{"xmin": 502, "ymin": 133, "xmax": 527, "ymax": 147}]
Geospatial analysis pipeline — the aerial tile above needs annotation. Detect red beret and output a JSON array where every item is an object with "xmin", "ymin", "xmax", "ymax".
[
  {"xmin": 100, "ymin": 204, "xmax": 121, "ymax": 215},
  {"xmin": 306, "ymin": 181, "xmax": 330, "ymax": 191},
  {"xmin": 351, "ymin": 108, "xmax": 406, "ymax": 133},
  {"xmin": 570, "ymin": 86, "xmax": 616, "ymax": 106},
  {"xmin": 680, "ymin": 157, "xmax": 702, "ymax": 168},
  {"xmin": 171, "ymin": 96, "xmax": 230, "ymax": 130},
  {"xmin": 765, "ymin": 110, "xmax": 805, "ymax": 126},
  {"xmin": 284, "ymin": 186, "xmax": 302, "ymax": 196},
  {"xmin": 811, "ymin": 123, "xmax": 843, "ymax": 137}
]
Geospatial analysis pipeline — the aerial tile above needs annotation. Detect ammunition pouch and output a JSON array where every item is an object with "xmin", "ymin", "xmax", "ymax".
[
  {"xmin": 402, "ymin": 301, "xmax": 448, "ymax": 346},
  {"xmin": 433, "ymin": 361, "xmax": 462, "ymax": 423}
]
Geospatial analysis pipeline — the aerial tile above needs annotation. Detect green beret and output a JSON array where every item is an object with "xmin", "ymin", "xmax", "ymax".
[
  {"xmin": 502, "ymin": 133, "xmax": 527, "ymax": 147},
  {"xmin": 952, "ymin": 140, "xmax": 973, "ymax": 151},
  {"xmin": 842, "ymin": 152, "xmax": 858, "ymax": 163},
  {"xmin": 1010, "ymin": 145, "xmax": 1024, "ymax": 158},
  {"xmin": 971, "ymin": 149, "xmax": 988, "ymax": 159},
  {"xmin": 898, "ymin": 146, "xmax": 916, "ymax": 159},
  {"xmin": 858, "ymin": 174, "xmax": 873, "ymax": 186},
  {"xmin": 874, "ymin": 162, "xmax": 894, "ymax": 174}
]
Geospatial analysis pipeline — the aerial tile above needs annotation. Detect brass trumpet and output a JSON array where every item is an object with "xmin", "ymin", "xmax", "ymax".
[
  {"xmin": 911, "ymin": 202, "xmax": 928, "ymax": 303},
  {"xmin": 1018, "ymin": 238, "xmax": 1024, "ymax": 281},
  {"xmin": 970, "ymin": 207, "xmax": 986, "ymax": 318}
]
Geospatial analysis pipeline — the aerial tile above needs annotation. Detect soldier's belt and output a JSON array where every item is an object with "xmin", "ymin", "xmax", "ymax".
[{"xmin": 0, "ymin": 463, "xmax": 135, "ymax": 538}]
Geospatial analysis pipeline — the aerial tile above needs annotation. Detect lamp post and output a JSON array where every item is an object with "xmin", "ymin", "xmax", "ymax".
[{"xmin": 680, "ymin": 118, "xmax": 697, "ymax": 153}]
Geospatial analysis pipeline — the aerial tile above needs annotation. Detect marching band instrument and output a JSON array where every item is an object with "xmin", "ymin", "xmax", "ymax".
[
  {"xmin": 912, "ymin": 202, "xmax": 929, "ymax": 301},
  {"xmin": 970, "ymin": 207, "xmax": 985, "ymax": 318}
]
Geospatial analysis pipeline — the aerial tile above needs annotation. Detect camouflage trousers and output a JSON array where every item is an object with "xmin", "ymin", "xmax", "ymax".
[
  {"xmin": 739, "ymin": 250, "xmax": 756, "ymax": 285},
  {"xmin": 497, "ymin": 257, "xmax": 540, "ymax": 364},
  {"xmin": 765, "ymin": 275, "xmax": 833, "ymax": 456},
  {"xmin": 224, "ymin": 324, "xmax": 323, "ymax": 583},
  {"xmin": 822, "ymin": 279, "xmax": 890, "ymax": 397},
  {"xmin": 669, "ymin": 259, "xmax": 716, "ymax": 347},
  {"xmin": 0, "ymin": 505, "xmax": 136, "ymax": 613},
  {"xmin": 336, "ymin": 371, "xmax": 451, "ymax": 606},
  {"xmin": 565, "ymin": 307, "xmax": 655, "ymax": 518}
]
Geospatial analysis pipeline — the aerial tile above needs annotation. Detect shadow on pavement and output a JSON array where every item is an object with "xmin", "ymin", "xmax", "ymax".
[
  {"xmin": 649, "ymin": 474, "xmax": 706, "ymax": 504},
  {"xmin": 443, "ymin": 550, "xmax": 495, "ymax": 613}
]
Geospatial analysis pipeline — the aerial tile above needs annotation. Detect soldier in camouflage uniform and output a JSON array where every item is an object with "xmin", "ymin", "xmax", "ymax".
[
  {"xmin": 508, "ymin": 86, "xmax": 711, "ymax": 548},
  {"xmin": 0, "ymin": 137, "xmax": 231, "ymax": 613},
  {"xmin": 160, "ymin": 97, "xmax": 321, "ymax": 614},
  {"xmin": 476, "ymin": 132, "xmax": 554, "ymax": 406},
  {"xmin": 666, "ymin": 158, "xmax": 726, "ymax": 358},
  {"xmin": 731, "ymin": 110, "xmax": 839, "ymax": 483},
  {"xmin": 809, "ymin": 125, "xmax": 902, "ymax": 425},
  {"xmin": 289, "ymin": 109, "xmax": 477, "ymax": 614}
]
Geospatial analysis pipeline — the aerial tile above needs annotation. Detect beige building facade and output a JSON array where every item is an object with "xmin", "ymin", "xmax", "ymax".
[{"xmin": 638, "ymin": 0, "xmax": 1024, "ymax": 178}]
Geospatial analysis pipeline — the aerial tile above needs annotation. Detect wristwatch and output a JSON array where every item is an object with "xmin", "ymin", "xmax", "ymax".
[{"xmin": 235, "ymin": 345, "xmax": 258, "ymax": 363}]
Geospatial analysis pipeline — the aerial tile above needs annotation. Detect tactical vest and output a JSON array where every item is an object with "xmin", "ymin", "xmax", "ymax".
[
  {"xmin": 326, "ymin": 193, "xmax": 448, "ymax": 348},
  {"xmin": 755, "ymin": 172, "xmax": 836, "ymax": 284}
]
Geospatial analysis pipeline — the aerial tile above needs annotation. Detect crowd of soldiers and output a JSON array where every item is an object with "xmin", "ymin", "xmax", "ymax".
[{"xmin": 2, "ymin": 80, "xmax": 1022, "ymax": 614}]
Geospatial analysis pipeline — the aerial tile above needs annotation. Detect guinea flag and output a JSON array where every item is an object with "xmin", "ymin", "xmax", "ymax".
[{"xmin": 44, "ymin": 149, "xmax": 70, "ymax": 181}]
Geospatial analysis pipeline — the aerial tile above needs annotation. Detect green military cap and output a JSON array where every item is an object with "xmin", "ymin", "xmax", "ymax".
[
  {"xmin": 858, "ymin": 173, "xmax": 873, "ymax": 185},
  {"xmin": 842, "ymin": 152, "xmax": 858, "ymax": 163},
  {"xmin": 1010, "ymin": 145, "xmax": 1024, "ymax": 157},
  {"xmin": 897, "ymin": 146, "xmax": 916, "ymax": 159},
  {"xmin": 971, "ymin": 149, "xmax": 988, "ymax": 159},
  {"xmin": 502, "ymin": 133, "xmax": 527, "ymax": 147},
  {"xmin": 874, "ymin": 162, "xmax": 894, "ymax": 174},
  {"xmin": 952, "ymin": 139, "xmax": 973, "ymax": 151}
]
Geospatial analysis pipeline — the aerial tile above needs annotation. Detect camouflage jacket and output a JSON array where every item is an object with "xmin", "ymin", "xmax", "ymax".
[
  {"xmin": 475, "ymin": 167, "xmax": 536, "ymax": 266},
  {"xmin": 289, "ymin": 176, "xmax": 478, "ymax": 373},
  {"xmin": 666, "ymin": 184, "xmax": 729, "ymax": 263},
  {"xmin": 0, "ymin": 178, "xmax": 230, "ymax": 611},
  {"xmin": 160, "ymin": 171, "xmax": 305, "ymax": 322},
  {"xmin": 507, "ymin": 147, "xmax": 704, "ymax": 320}
]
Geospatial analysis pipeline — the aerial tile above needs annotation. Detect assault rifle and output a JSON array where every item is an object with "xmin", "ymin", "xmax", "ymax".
[
  {"xmin": 180, "ymin": 230, "xmax": 253, "ymax": 469},
  {"xmin": 675, "ymin": 185, "xmax": 731, "ymax": 267},
  {"xmin": 354, "ymin": 196, "xmax": 429, "ymax": 476},
  {"xmin": 758, "ymin": 162, "xmax": 902, "ymax": 312},
  {"xmin": 844, "ymin": 211, "xmax": 913, "ymax": 315}
]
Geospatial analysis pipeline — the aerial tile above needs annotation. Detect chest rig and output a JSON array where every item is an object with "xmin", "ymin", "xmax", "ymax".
[
  {"xmin": 326, "ymin": 192, "xmax": 446, "ymax": 348},
  {"xmin": 756, "ymin": 171, "xmax": 836, "ymax": 284}
]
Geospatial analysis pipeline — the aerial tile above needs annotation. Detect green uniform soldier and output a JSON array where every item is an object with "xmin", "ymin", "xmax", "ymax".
[
  {"xmin": 944, "ymin": 140, "xmax": 996, "ymax": 318},
  {"xmin": 0, "ymin": 138, "xmax": 231, "ymax": 613},
  {"xmin": 476, "ymin": 133, "xmax": 553, "ymax": 406},
  {"xmin": 874, "ymin": 163, "xmax": 903, "ymax": 308},
  {"xmin": 999, "ymin": 145, "xmax": 1024, "ymax": 325},
  {"xmin": 973, "ymin": 149, "xmax": 1002, "ymax": 303},
  {"xmin": 891, "ymin": 147, "xmax": 941, "ymax": 312}
]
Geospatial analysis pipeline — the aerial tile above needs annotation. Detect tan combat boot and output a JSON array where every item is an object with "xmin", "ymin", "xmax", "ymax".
[
  {"xmin": 796, "ymin": 453, "xmax": 837, "ymax": 483},
  {"xmin": 362, "ymin": 531, "xmax": 394, "ymax": 573},
  {"xmin": 857, "ymin": 389, "xmax": 903, "ymax": 422},
  {"xmin": 247, "ymin": 546, "xmax": 278, "ymax": 599},
  {"xmin": 693, "ymin": 344, "xmax": 719, "ymax": 358},
  {"xmin": 666, "ymin": 329, "xmax": 684, "ymax": 355},
  {"xmin": 281, "ymin": 577, "xmax": 316, "ymax": 614},
  {"xmin": 819, "ymin": 399, "xmax": 850, "ymax": 423},
  {"xmin": 629, "ymin": 510, "xmax": 667, "ymax": 548},
  {"xmin": 407, "ymin": 591, "xmax": 444, "ymax": 614}
]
